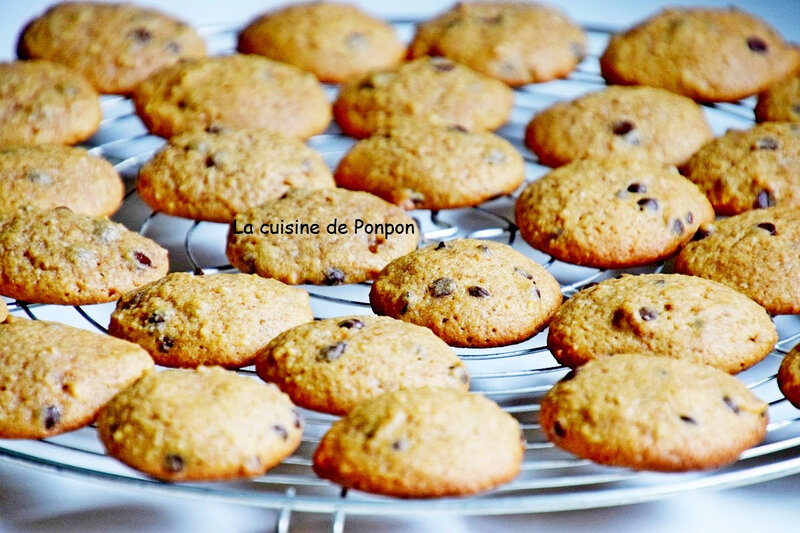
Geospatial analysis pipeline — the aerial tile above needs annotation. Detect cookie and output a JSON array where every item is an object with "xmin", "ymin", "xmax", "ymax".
[
  {"xmin": 313, "ymin": 387, "xmax": 523, "ymax": 497},
  {"xmin": 256, "ymin": 315, "xmax": 468, "ymax": 415},
  {"xmin": 226, "ymin": 188, "xmax": 418, "ymax": 285},
  {"xmin": 0, "ymin": 299, "xmax": 6, "ymax": 322},
  {"xmin": 409, "ymin": 2, "xmax": 585, "ymax": 86},
  {"xmin": 137, "ymin": 128, "xmax": 335, "ymax": 223},
  {"xmin": 0, "ymin": 206, "xmax": 169, "ymax": 305},
  {"xmin": 674, "ymin": 206, "xmax": 800, "ymax": 315},
  {"xmin": 681, "ymin": 122, "xmax": 800, "ymax": 215},
  {"xmin": 109, "ymin": 272, "xmax": 313, "ymax": 369},
  {"xmin": 525, "ymin": 86, "xmax": 713, "ymax": 167},
  {"xmin": 540, "ymin": 354, "xmax": 769, "ymax": 471},
  {"xmin": 17, "ymin": 2, "xmax": 206, "ymax": 94},
  {"xmin": 333, "ymin": 56, "xmax": 513, "ymax": 139},
  {"xmin": 369, "ymin": 239, "xmax": 562, "ymax": 347},
  {"xmin": 132, "ymin": 54, "xmax": 331, "ymax": 140},
  {"xmin": 600, "ymin": 7, "xmax": 800, "ymax": 102},
  {"xmin": 0, "ymin": 316, "xmax": 153, "ymax": 439},
  {"xmin": 778, "ymin": 345, "xmax": 800, "ymax": 409},
  {"xmin": 755, "ymin": 74, "xmax": 800, "ymax": 123},
  {"xmin": 238, "ymin": 2, "xmax": 404, "ymax": 83},
  {"xmin": 514, "ymin": 157, "xmax": 715, "ymax": 268},
  {"xmin": 0, "ymin": 145, "xmax": 123, "ymax": 218},
  {"xmin": 547, "ymin": 273, "xmax": 777, "ymax": 373},
  {"xmin": 334, "ymin": 120, "xmax": 524, "ymax": 210},
  {"xmin": 97, "ymin": 366, "xmax": 302, "ymax": 481},
  {"xmin": 0, "ymin": 60, "xmax": 100, "ymax": 146}
]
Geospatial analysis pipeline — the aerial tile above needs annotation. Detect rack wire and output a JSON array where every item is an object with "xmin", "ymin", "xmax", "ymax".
[{"xmin": 2, "ymin": 21, "xmax": 800, "ymax": 531}]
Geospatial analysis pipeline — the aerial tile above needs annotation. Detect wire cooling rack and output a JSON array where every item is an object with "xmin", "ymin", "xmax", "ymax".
[{"xmin": 3, "ymin": 21, "xmax": 800, "ymax": 531}]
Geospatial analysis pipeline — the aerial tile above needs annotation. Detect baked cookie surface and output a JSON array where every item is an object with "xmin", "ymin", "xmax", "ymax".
[
  {"xmin": 778, "ymin": 345, "xmax": 800, "ymax": 409},
  {"xmin": 0, "ymin": 207, "xmax": 169, "ymax": 305},
  {"xmin": 756, "ymin": 74, "xmax": 800, "ymax": 123},
  {"xmin": 674, "ymin": 206, "xmax": 800, "ymax": 315},
  {"xmin": 0, "ymin": 145, "xmax": 123, "ymax": 217},
  {"xmin": 547, "ymin": 273, "xmax": 776, "ymax": 373},
  {"xmin": 540, "ymin": 354, "xmax": 768, "ymax": 471},
  {"xmin": 681, "ymin": 122, "xmax": 800, "ymax": 215},
  {"xmin": 334, "ymin": 120, "xmax": 524, "ymax": 210},
  {"xmin": 137, "ymin": 128, "xmax": 335, "ymax": 223},
  {"xmin": 0, "ymin": 316, "xmax": 153, "ymax": 439},
  {"xmin": 17, "ymin": 1, "xmax": 206, "ymax": 94},
  {"xmin": 109, "ymin": 272, "xmax": 313, "ymax": 369},
  {"xmin": 526, "ymin": 86, "xmax": 713, "ymax": 167},
  {"xmin": 600, "ymin": 8, "xmax": 800, "ymax": 102},
  {"xmin": 333, "ymin": 56, "xmax": 513, "ymax": 138},
  {"xmin": 369, "ymin": 239, "xmax": 562, "ymax": 347},
  {"xmin": 0, "ymin": 60, "xmax": 100, "ymax": 146},
  {"xmin": 238, "ymin": 2, "xmax": 404, "ymax": 83},
  {"xmin": 97, "ymin": 366, "xmax": 302, "ymax": 481},
  {"xmin": 410, "ymin": 1, "xmax": 586, "ymax": 86},
  {"xmin": 313, "ymin": 387, "xmax": 523, "ymax": 497},
  {"xmin": 256, "ymin": 315, "xmax": 468, "ymax": 415},
  {"xmin": 0, "ymin": 300, "xmax": 6, "ymax": 323},
  {"xmin": 226, "ymin": 188, "xmax": 418, "ymax": 285},
  {"xmin": 132, "ymin": 54, "xmax": 331, "ymax": 139},
  {"xmin": 515, "ymin": 157, "xmax": 714, "ymax": 268}
]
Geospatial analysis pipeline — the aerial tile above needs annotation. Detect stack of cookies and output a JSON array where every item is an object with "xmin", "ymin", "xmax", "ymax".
[{"xmin": 2, "ymin": 0, "xmax": 800, "ymax": 498}]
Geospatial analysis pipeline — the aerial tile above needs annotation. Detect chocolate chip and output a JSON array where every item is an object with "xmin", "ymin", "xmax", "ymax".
[
  {"xmin": 166, "ymin": 41, "xmax": 181, "ymax": 54},
  {"xmin": 755, "ymin": 137, "xmax": 779, "ymax": 150},
  {"xmin": 430, "ymin": 57, "xmax": 455, "ymax": 72},
  {"xmin": 273, "ymin": 425, "xmax": 289, "ymax": 440},
  {"xmin": 43, "ymin": 405, "xmax": 61, "ymax": 430},
  {"xmin": 131, "ymin": 28, "xmax": 152, "ymax": 42},
  {"xmin": 119, "ymin": 291, "xmax": 143, "ymax": 310},
  {"xmin": 484, "ymin": 148, "xmax": 507, "ymax": 164},
  {"xmin": 345, "ymin": 32, "xmax": 367, "ymax": 48},
  {"xmin": 477, "ymin": 244, "xmax": 491, "ymax": 256},
  {"xmin": 671, "ymin": 218, "xmax": 685, "ymax": 235},
  {"xmin": 321, "ymin": 342, "xmax": 347, "ymax": 362},
  {"xmin": 205, "ymin": 124, "xmax": 225, "ymax": 134},
  {"xmin": 338, "ymin": 318, "xmax": 365, "ymax": 330},
  {"xmin": 612, "ymin": 120, "xmax": 635, "ymax": 135},
  {"xmin": 292, "ymin": 409, "xmax": 303, "ymax": 429},
  {"xmin": 756, "ymin": 221, "xmax": 777, "ymax": 235},
  {"xmin": 133, "ymin": 251, "xmax": 152, "ymax": 267},
  {"xmin": 204, "ymin": 155, "xmax": 215, "ymax": 168},
  {"xmin": 627, "ymin": 182, "xmax": 646, "ymax": 194},
  {"xmin": 514, "ymin": 267, "xmax": 533, "ymax": 280},
  {"xmin": 159, "ymin": 336, "xmax": 174, "ymax": 352},
  {"xmin": 754, "ymin": 189, "xmax": 775, "ymax": 209},
  {"xmin": 530, "ymin": 286, "xmax": 541, "ymax": 299},
  {"xmin": 324, "ymin": 267, "xmax": 345, "ymax": 285},
  {"xmin": 553, "ymin": 421, "xmax": 566, "ymax": 438},
  {"xmin": 467, "ymin": 286, "xmax": 490, "ymax": 298},
  {"xmin": 358, "ymin": 78, "xmax": 376, "ymax": 90},
  {"xmin": 391, "ymin": 439, "xmax": 409, "ymax": 451},
  {"xmin": 723, "ymin": 396, "xmax": 740, "ymax": 414},
  {"xmin": 686, "ymin": 212, "xmax": 694, "ymax": 225},
  {"xmin": 147, "ymin": 312, "xmax": 166, "ymax": 325},
  {"xmin": 680, "ymin": 415, "xmax": 696, "ymax": 424},
  {"xmin": 448, "ymin": 125, "xmax": 468, "ymax": 133},
  {"xmin": 431, "ymin": 277, "xmax": 456, "ymax": 297},
  {"xmin": 435, "ymin": 241, "xmax": 448, "ymax": 250},
  {"xmin": 747, "ymin": 36, "xmax": 768, "ymax": 53},
  {"xmin": 639, "ymin": 307, "xmax": 658, "ymax": 321},
  {"xmin": 637, "ymin": 198, "xmax": 659, "ymax": 211},
  {"xmin": 26, "ymin": 170, "xmax": 51, "ymax": 185},
  {"xmin": 164, "ymin": 454, "xmax": 184, "ymax": 473}
]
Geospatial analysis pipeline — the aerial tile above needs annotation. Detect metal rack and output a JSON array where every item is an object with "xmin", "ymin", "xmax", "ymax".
[{"xmin": 2, "ymin": 22, "xmax": 800, "ymax": 532}]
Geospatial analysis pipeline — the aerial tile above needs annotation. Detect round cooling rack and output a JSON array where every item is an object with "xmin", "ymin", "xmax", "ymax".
[{"xmin": 3, "ymin": 20, "xmax": 800, "ymax": 529}]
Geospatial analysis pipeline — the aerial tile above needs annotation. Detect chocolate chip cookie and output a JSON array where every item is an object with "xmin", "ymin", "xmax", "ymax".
[
  {"xmin": 778, "ymin": 344, "xmax": 800, "ymax": 409},
  {"xmin": 755, "ymin": 74, "xmax": 800, "ymax": 123}
]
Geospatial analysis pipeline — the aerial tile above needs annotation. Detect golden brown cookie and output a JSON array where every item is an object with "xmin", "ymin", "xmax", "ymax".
[
  {"xmin": 0, "ymin": 145, "xmax": 123, "ymax": 217},
  {"xmin": 17, "ymin": 2, "xmax": 206, "ymax": 94},
  {"xmin": 0, "ymin": 206, "xmax": 169, "ymax": 305},
  {"xmin": 0, "ymin": 316, "xmax": 153, "ymax": 439},
  {"xmin": 369, "ymin": 239, "xmax": 562, "ymax": 347},
  {"xmin": 514, "ymin": 157, "xmax": 715, "ymax": 268},
  {"xmin": 409, "ymin": 2, "xmax": 586, "ymax": 86},
  {"xmin": 137, "ymin": 128, "xmax": 335, "ymax": 223},
  {"xmin": 0, "ymin": 60, "xmax": 100, "ymax": 146},
  {"xmin": 226, "ymin": 188, "xmax": 418, "ymax": 285},
  {"xmin": 256, "ymin": 315, "xmax": 468, "ymax": 415},
  {"xmin": 600, "ymin": 7, "xmax": 800, "ymax": 102},
  {"xmin": 334, "ymin": 120, "xmax": 524, "ymax": 210},
  {"xmin": 540, "ymin": 354, "xmax": 769, "ymax": 471},
  {"xmin": 238, "ymin": 2, "xmax": 404, "ymax": 83},
  {"xmin": 526, "ymin": 86, "xmax": 713, "ymax": 167},
  {"xmin": 97, "ymin": 366, "xmax": 302, "ymax": 481},
  {"xmin": 313, "ymin": 387, "xmax": 523, "ymax": 497},
  {"xmin": 756, "ymin": 74, "xmax": 800, "ymax": 123},
  {"xmin": 674, "ymin": 206, "xmax": 800, "ymax": 315},
  {"xmin": 681, "ymin": 122, "xmax": 800, "ymax": 215},
  {"xmin": 109, "ymin": 272, "xmax": 313, "ymax": 369},
  {"xmin": 333, "ymin": 56, "xmax": 513, "ymax": 139},
  {"xmin": 778, "ymin": 344, "xmax": 800, "ymax": 409},
  {"xmin": 132, "ymin": 54, "xmax": 331, "ymax": 140},
  {"xmin": 547, "ymin": 273, "xmax": 777, "ymax": 373},
  {"xmin": 0, "ymin": 300, "xmax": 7, "ymax": 322}
]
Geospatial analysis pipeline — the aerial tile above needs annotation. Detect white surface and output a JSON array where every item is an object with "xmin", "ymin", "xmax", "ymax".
[{"xmin": 2, "ymin": 1, "xmax": 800, "ymax": 531}]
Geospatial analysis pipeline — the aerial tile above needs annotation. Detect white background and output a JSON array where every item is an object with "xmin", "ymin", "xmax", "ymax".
[{"xmin": 1, "ymin": 1, "xmax": 799, "ymax": 531}]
